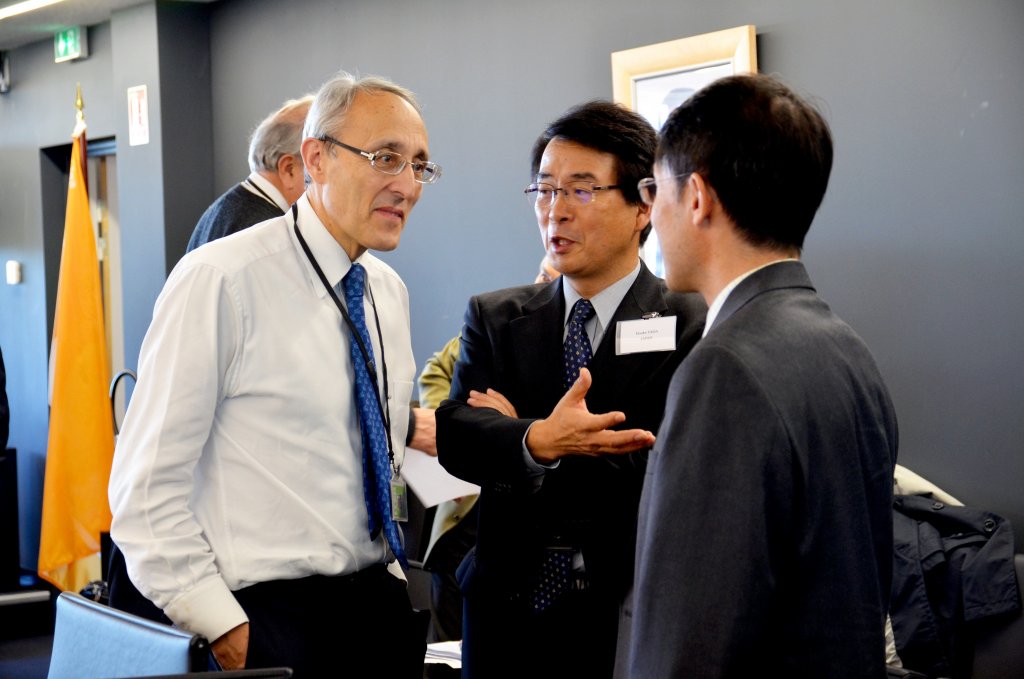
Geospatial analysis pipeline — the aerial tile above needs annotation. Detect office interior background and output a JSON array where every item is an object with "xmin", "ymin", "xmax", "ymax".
[{"xmin": 0, "ymin": 0, "xmax": 1022, "ymax": 576}]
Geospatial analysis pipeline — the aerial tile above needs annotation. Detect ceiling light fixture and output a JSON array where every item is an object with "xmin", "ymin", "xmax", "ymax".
[{"xmin": 0, "ymin": 0, "xmax": 67, "ymax": 22}]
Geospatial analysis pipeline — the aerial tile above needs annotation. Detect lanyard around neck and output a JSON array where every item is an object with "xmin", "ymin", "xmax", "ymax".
[
  {"xmin": 243, "ymin": 177, "xmax": 281, "ymax": 210},
  {"xmin": 290, "ymin": 204, "xmax": 396, "ymax": 472}
]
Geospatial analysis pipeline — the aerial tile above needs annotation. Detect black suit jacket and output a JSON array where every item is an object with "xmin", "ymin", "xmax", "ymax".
[
  {"xmin": 436, "ymin": 264, "xmax": 705, "ymax": 601},
  {"xmin": 628, "ymin": 261, "xmax": 898, "ymax": 678}
]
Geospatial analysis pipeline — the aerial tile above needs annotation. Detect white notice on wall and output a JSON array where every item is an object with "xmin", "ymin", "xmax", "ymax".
[{"xmin": 127, "ymin": 85, "xmax": 149, "ymax": 146}]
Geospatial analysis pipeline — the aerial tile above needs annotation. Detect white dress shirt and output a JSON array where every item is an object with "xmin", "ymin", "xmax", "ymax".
[
  {"xmin": 109, "ymin": 194, "xmax": 416, "ymax": 643},
  {"xmin": 523, "ymin": 261, "xmax": 642, "ymax": 473},
  {"xmin": 562, "ymin": 260, "xmax": 642, "ymax": 350}
]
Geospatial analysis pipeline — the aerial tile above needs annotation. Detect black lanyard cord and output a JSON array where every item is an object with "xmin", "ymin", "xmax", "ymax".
[
  {"xmin": 243, "ymin": 178, "xmax": 281, "ymax": 210},
  {"xmin": 290, "ymin": 204, "xmax": 396, "ymax": 472}
]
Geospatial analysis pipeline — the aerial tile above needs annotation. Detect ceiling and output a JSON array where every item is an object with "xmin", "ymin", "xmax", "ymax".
[{"xmin": 0, "ymin": 0, "xmax": 216, "ymax": 51}]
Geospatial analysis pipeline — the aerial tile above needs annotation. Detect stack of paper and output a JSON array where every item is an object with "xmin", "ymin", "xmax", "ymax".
[
  {"xmin": 402, "ymin": 448, "xmax": 480, "ymax": 507},
  {"xmin": 425, "ymin": 640, "xmax": 462, "ymax": 668}
]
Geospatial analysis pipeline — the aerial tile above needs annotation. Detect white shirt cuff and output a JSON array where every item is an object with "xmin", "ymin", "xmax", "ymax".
[
  {"xmin": 522, "ymin": 421, "xmax": 559, "ymax": 473},
  {"xmin": 164, "ymin": 576, "xmax": 249, "ymax": 644}
]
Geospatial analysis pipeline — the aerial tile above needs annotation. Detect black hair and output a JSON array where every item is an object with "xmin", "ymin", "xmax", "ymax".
[
  {"xmin": 531, "ymin": 100, "xmax": 656, "ymax": 244},
  {"xmin": 657, "ymin": 74, "xmax": 833, "ymax": 251}
]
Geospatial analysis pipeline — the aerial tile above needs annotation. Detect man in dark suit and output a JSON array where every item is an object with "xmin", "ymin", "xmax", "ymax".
[
  {"xmin": 436, "ymin": 101, "xmax": 706, "ymax": 677},
  {"xmin": 625, "ymin": 74, "xmax": 898, "ymax": 678}
]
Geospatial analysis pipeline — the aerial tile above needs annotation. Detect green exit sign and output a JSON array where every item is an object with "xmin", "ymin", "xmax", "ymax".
[{"xmin": 54, "ymin": 26, "xmax": 88, "ymax": 63}]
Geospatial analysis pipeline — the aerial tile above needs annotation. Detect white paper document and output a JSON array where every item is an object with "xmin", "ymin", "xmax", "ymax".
[
  {"xmin": 402, "ymin": 447, "xmax": 480, "ymax": 508},
  {"xmin": 424, "ymin": 640, "xmax": 462, "ymax": 667}
]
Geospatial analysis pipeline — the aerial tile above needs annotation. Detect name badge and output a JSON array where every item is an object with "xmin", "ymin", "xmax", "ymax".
[
  {"xmin": 616, "ymin": 316, "xmax": 676, "ymax": 355},
  {"xmin": 390, "ymin": 476, "xmax": 409, "ymax": 522}
]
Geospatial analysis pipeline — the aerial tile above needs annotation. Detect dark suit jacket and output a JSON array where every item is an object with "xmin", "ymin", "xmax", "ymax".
[
  {"xmin": 628, "ymin": 261, "xmax": 898, "ymax": 678},
  {"xmin": 436, "ymin": 264, "xmax": 706, "ymax": 602}
]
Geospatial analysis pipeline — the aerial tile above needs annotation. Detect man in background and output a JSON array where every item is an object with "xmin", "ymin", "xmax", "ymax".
[
  {"xmin": 626, "ymin": 74, "xmax": 897, "ymax": 677},
  {"xmin": 110, "ymin": 71, "xmax": 441, "ymax": 675},
  {"xmin": 436, "ymin": 101, "xmax": 705, "ymax": 677},
  {"xmin": 186, "ymin": 96, "xmax": 312, "ymax": 252}
]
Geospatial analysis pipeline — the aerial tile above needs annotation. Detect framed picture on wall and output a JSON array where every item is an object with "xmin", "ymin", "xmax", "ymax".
[{"xmin": 612, "ymin": 25, "xmax": 757, "ymax": 277}]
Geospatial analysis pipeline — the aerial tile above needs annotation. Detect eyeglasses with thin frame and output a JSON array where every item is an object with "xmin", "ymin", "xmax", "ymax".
[
  {"xmin": 524, "ymin": 181, "xmax": 621, "ymax": 208},
  {"xmin": 319, "ymin": 134, "xmax": 442, "ymax": 184},
  {"xmin": 637, "ymin": 173, "xmax": 691, "ymax": 206}
]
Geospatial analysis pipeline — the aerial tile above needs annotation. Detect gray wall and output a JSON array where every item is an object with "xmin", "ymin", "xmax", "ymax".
[
  {"xmin": 0, "ymin": 22, "xmax": 118, "ymax": 567},
  {"xmin": 207, "ymin": 0, "xmax": 1024, "ymax": 538},
  {"xmin": 1, "ymin": 0, "xmax": 1022, "ymax": 568},
  {"xmin": 112, "ymin": 0, "xmax": 213, "ymax": 375},
  {"xmin": 0, "ymin": 1, "xmax": 213, "ymax": 568}
]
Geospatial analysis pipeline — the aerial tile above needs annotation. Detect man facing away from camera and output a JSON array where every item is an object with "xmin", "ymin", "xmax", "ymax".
[
  {"xmin": 625, "ymin": 73, "xmax": 898, "ymax": 678},
  {"xmin": 187, "ymin": 95, "xmax": 312, "ymax": 252}
]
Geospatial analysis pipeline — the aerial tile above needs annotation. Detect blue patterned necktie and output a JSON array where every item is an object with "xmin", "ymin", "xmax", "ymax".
[
  {"xmin": 340, "ymin": 263, "xmax": 406, "ymax": 567},
  {"xmin": 529, "ymin": 298, "xmax": 596, "ymax": 612},
  {"xmin": 563, "ymin": 298, "xmax": 595, "ymax": 389}
]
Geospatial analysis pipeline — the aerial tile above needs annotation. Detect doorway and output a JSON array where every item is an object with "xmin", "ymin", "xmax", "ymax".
[{"xmin": 39, "ymin": 136, "xmax": 124, "ymax": 424}]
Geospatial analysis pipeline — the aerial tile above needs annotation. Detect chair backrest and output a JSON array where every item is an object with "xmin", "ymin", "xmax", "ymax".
[
  {"xmin": 48, "ymin": 592, "xmax": 208, "ymax": 679},
  {"xmin": 972, "ymin": 553, "xmax": 1024, "ymax": 679}
]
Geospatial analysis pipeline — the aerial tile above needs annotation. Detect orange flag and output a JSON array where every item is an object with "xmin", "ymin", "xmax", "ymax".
[{"xmin": 38, "ymin": 108, "xmax": 115, "ymax": 592}]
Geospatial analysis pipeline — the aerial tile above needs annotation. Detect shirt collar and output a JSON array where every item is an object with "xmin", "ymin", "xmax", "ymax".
[
  {"xmin": 562, "ymin": 260, "xmax": 642, "ymax": 335},
  {"xmin": 293, "ymin": 194, "xmax": 360, "ymax": 298},
  {"xmin": 245, "ymin": 171, "xmax": 290, "ymax": 212},
  {"xmin": 703, "ymin": 258, "xmax": 797, "ymax": 337}
]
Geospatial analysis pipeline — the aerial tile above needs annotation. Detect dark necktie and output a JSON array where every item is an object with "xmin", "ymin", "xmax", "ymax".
[
  {"xmin": 529, "ymin": 298, "xmax": 596, "ymax": 612},
  {"xmin": 563, "ymin": 298, "xmax": 595, "ymax": 388},
  {"xmin": 341, "ymin": 263, "xmax": 406, "ymax": 567}
]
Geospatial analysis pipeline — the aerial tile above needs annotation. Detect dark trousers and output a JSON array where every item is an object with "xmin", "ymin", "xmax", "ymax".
[
  {"xmin": 461, "ymin": 585, "xmax": 618, "ymax": 679},
  {"xmin": 108, "ymin": 544, "xmax": 172, "ymax": 625},
  {"xmin": 233, "ymin": 564, "xmax": 427, "ymax": 678}
]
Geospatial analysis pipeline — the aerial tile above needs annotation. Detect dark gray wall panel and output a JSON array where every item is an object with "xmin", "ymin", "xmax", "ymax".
[{"xmin": 156, "ymin": 0, "xmax": 214, "ymax": 267}]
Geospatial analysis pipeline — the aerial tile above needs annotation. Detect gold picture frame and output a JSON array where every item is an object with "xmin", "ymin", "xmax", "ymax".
[
  {"xmin": 612, "ymin": 26, "xmax": 757, "ymax": 276},
  {"xmin": 612, "ymin": 25, "xmax": 758, "ymax": 114}
]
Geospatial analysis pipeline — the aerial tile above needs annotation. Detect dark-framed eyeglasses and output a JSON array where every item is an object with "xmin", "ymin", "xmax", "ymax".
[
  {"xmin": 637, "ymin": 173, "xmax": 691, "ymax": 206},
  {"xmin": 319, "ymin": 134, "xmax": 442, "ymax": 184},
  {"xmin": 524, "ymin": 181, "xmax": 621, "ymax": 208}
]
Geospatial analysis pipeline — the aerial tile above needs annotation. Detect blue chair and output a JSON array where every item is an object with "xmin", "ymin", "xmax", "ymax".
[{"xmin": 48, "ymin": 592, "xmax": 207, "ymax": 678}]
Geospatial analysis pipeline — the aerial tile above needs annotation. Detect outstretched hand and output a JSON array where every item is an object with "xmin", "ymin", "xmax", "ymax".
[{"xmin": 525, "ymin": 368, "xmax": 655, "ymax": 464}]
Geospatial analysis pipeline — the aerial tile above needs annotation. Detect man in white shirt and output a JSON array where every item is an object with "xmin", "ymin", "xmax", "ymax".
[
  {"xmin": 625, "ymin": 74, "xmax": 897, "ymax": 677},
  {"xmin": 109, "ymin": 71, "xmax": 442, "ymax": 676},
  {"xmin": 186, "ymin": 95, "xmax": 312, "ymax": 252}
]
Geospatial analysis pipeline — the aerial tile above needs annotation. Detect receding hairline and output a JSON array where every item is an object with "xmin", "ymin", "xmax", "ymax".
[
  {"xmin": 275, "ymin": 95, "xmax": 313, "ymax": 121},
  {"xmin": 303, "ymin": 72, "xmax": 423, "ymax": 143}
]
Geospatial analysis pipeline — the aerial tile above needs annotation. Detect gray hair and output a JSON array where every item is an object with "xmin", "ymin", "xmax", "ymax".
[
  {"xmin": 248, "ymin": 95, "xmax": 314, "ymax": 173},
  {"xmin": 303, "ymin": 70, "xmax": 420, "ymax": 143}
]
